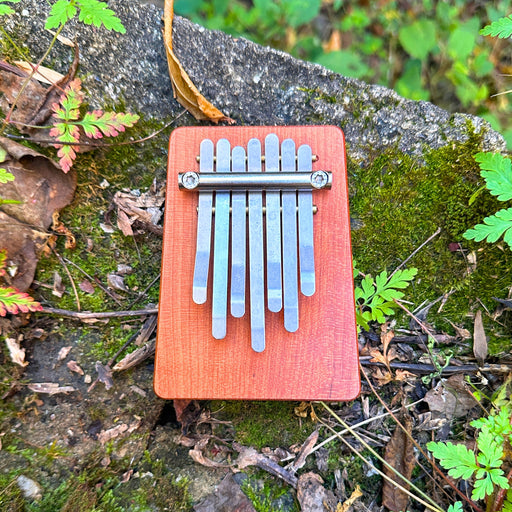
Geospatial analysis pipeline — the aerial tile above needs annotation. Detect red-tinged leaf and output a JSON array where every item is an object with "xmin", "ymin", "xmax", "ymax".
[
  {"xmin": 0, "ymin": 287, "xmax": 42, "ymax": 316},
  {"xmin": 79, "ymin": 110, "xmax": 139, "ymax": 139},
  {"xmin": 55, "ymin": 144, "xmax": 77, "ymax": 173},
  {"xmin": 0, "ymin": 249, "xmax": 6, "ymax": 276}
]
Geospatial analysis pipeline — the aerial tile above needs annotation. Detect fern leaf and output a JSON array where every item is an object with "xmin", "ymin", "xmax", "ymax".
[
  {"xmin": 77, "ymin": 0, "xmax": 126, "ymax": 33},
  {"xmin": 45, "ymin": 0, "xmax": 77, "ymax": 29},
  {"xmin": 447, "ymin": 503, "xmax": 463, "ymax": 512},
  {"xmin": 427, "ymin": 441, "xmax": 478, "ymax": 480},
  {"xmin": 474, "ymin": 152, "xmax": 512, "ymax": 201},
  {"xmin": 80, "ymin": 110, "xmax": 139, "ymax": 139},
  {"xmin": 473, "ymin": 473, "xmax": 496, "ymax": 500},
  {"xmin": 463, "ymin": 207, "xmax": 512, "ymax": 247},
  {"xmin": 0, "ymin": 287, "xmax": 42, "ymax": 316},
  {"xmin": 0, "ymin": 249, "xmax": 7, "ymax": 276},
  {"xmin": 480, "ymin": 16, "xmax": 512, "ymax": 39}
]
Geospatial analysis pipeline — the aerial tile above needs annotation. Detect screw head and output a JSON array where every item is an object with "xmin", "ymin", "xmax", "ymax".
[
  {"xmin": 310, "ymin": 170, "xmax": 329, "ymax": 189},
  {"xmin": 182, "ymin": 171, "xmax": 199, "ymax": 190}
]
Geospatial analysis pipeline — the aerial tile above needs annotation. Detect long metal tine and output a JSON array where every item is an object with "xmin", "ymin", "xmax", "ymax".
[
  {"xmin": 212, "ymin": 139, "xmax": 231, "ymax": 339},
  {"xmin": 264, "ymin": 133, "xmax": 283, "ymax": 313},
  {"xmin": 192, "ymin": 139, "xmax": 214, "ymax": 304},
  {"xmin": 281, "ymin": 139, "xmax": 299, "ymax": 332},
  {"xmin": 230, "ymin": 146, "xmax": 246, "ymax": 318},
  {"xmin": 297, "ymin": 144, "xmax": 315, "ymax": 296},
  {"xmin": 247, "ymin": 138, "xmax": 265, "ymax": 352}
]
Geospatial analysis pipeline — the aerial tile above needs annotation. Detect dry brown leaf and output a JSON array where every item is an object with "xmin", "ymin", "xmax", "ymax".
[
  {"xmin": 473, "ymin": 310, "xmax": 488, "ymax": 366},
  {"xmin": 97, "ymin": 424, "xmax": 128, "ymax": 445},
  {"xmin": 424, "ymin": 374, "xmax": 477, "ymax": 419},
  {"xmin": 163, "ymin": 0, "xmax": 234, "ymax": 124},
  {"xmin": 5, "ymin": 337, "xmax": 28, "ymax": 367},
  {"xmin": 93, "ymin": 361, "xmax": 114, "ymax": 391},
  {"xmin": 289, "ymin": 429, "xmax": 319, "ymax": 474},
  {"xmin": 79, "ymin": 279, "xmax": 95, "ymax": 294},
  {"xmin": 296, "ymin": 472, "xmax": 338, "ymax": 512},
  {"xmin": 57, "ymin": 346, "xmax": 72, "ymax": 362},
  {"xmin": 67, "ymin": 360, "xmax": 84, "ymax": 375},
  {"xmin": 13, "ymin": 61, "xmax": 65, "ymax": 85},
  {"xmin": 189, "ymin": 448, "xmax": 231, "ymax": 468},
  {"xmin": 337, "ymin": 485, "xmax": 363, "ymax": 512},
  {"xmin": 28, "ymin": 382, "xmax": 76, "ymax": 395},
  {"xmin": 382, "ymin": 412, "xmax": 415, "ymax": 512},
  {"xmin": 0, "ymin": 137, "xmax": 76, "ymax": 291}
]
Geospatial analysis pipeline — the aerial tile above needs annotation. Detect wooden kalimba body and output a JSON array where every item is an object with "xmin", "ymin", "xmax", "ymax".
[{"xmin": 155, "ymin": 126, "xmax": 359, "ymax": 400}]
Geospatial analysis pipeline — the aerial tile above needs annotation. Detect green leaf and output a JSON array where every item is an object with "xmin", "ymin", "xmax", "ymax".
[
  {"xmin": 77, "ymin": 0, "xmax": 125, "ymax": 33},
  {"xmin": 463, "ymin": 207, "xmax": 512, "ymax": 247},
  {"xmin": 473, "ymin": 473, "xmax": 495, "ymax": 500},
  {"xmin": 315, "ymin": 50, "xmax": 370, "ymax": 79},
  {"xmin": 0, "ymin": 0, "xmax": 20, "ymax": 16},
  {"xmin": 481, "ymin": 16, "xmax": 512, "ymax": 39},
  {"xmin": 427, "ymin": 441, "xmax": 478, "ymax": 480},
  {"xmin": 0, "ymin": 286, "xmax": 42, "ymax": 316},
  {"xmin": 447, "ymin": 503, "xmax": 463, "ymax": 512},
  {"xmin": 474, "ymin": 152, "xmax": 512, "ymax": 201},
  {"xmin": 476, "ymin": 428, "xmax": 503, "ymax": 468},
  {"xmin": 0, "ymin": 168, "xmax": 14, "ymax": 184},
  {"xmin": 45, "ymin": 0, "xmax": 77, "ymax": 29},
  {"xmin": 395, "ymin": 59, "xmax": 430, "ymax": 101},
  {"xmin": 399, "ymin": 19, "xmax": 437, "ymax": 60},
  {"xmin": 79, "ymin": 111, "xmax": 139, "ymax": 138},
  {"xmin": 281, "ymin": 0, "xmax": 321, "ymax": 28},
  {"xmin": 447, "ymin": 27, "xmax": 476, "ymax": 61}
]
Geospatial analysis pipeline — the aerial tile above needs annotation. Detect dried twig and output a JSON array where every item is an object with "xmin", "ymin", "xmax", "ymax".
[
  {"xmin": 390, "ymin": 227, "xmax": 442, "ymax": 278},
  {"xmin": 53, "ymin": 250, "xmax": 80, "ymax": 311},
  {"xmin": 40, "ymin": 307, "xmax": 158, "ymax": 320}
]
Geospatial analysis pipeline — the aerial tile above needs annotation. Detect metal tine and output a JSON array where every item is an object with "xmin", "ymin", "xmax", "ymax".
[
  {"xmin": 297, "ymin": 144, "xmax": 315, "ymax": 296},
  {"xmin": 281, "ymin": 139, "xmax": 299, "ymax": 332},
  {"xmin": 212, "ymin": 139, "xmax": 231, "ymax": 339},
  {"xmin": 230, "ymin": 146, "xmax": 246, "ymax": 318},
  {"xmin": 192, "ymin": 139, "xmax": 214, "ymax": 304},
  {"xmin": 264, "ymin": 134, "xmax": 283, "ymax": 313},
  {"xmin": 247, "ymin": 138, "xmax": 265, "ymax": 352}
]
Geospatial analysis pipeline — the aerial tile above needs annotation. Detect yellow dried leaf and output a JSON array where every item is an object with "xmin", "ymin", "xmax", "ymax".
[
  {"xmin": 337, "ymin": 485, "xmax": 363, "ymax": 512},
  {"xmin": 163, "ymin": 1, "xmax": 234, "ymax": 124},
  {"xmin": 13, "ymin": 61, "xmax": 65, "ymax": 85}
]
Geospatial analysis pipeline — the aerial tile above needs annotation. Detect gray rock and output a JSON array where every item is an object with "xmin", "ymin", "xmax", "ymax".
[{"xmin": 2, "ymin": 0, "xmax": 506, "ymax": 162}]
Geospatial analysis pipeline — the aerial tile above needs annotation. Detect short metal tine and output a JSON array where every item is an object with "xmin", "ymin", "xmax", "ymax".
[
  {"xmin": 297, "ymin": 144, "xmax": 315, "ymax": 296},
  {"xmin": 230, "ymin": 146, "xmax": 246, "ymax": 318},
  {"xmin": 212, "ymin": 139, "xmax": 231, "ymax": 339},
  {"xmin": 264, "ymin": 133, "xmax": 283, "ymax": 313},
  {"xmin": 248, "ymin": 138, "xmax": 265, "ymax": 352},
  {"xmin": 281, "ymin": 139, "xmax": 299, "ymax": 332},
  {"xmin": 192, "ymin": 139, "xmax": 214, "ymax": 304}
]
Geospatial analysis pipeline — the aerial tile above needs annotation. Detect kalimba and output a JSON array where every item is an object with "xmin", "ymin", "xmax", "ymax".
[{"xmin": 155, "ymin": 126, "xmax": 359, "ymax": 400}]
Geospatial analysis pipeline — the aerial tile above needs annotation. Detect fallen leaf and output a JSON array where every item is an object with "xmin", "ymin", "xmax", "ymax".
[
  {"xmin": 163, "ymin": 0, "xmax": 234, "ymax": 124},
  {"xmin": 337, "ymin": 485, "xmax": 363, "ymax": 512},
  {"xmin": 28, "ymin": 382, "xmax": 76, "ymax": 395},
  {"xmin": 5, "ymin": 337, "xmax": 28, "ymax": 367},
  {"xmin": 121, "ymin": 469, "xmax": 133, "ymax": 483},
  {"xmin": 97, "ymin": 423, "xmax": 128, "ymax": 445},
  {"xmin": 0, "ymin": 137, "xmax": 76, "ymax": 291},
  {"xmin": 289, "ymin": 429, "xmax": 319, "ymax": 474},
  {"xmin": 52, "ymin": 271, "xmax": 65, "ymax": 298},
  {"xmin": 57, "ymin": 346, "xmax": 72, "ymax": 362},
  {"xmin": 424, "ymin": 374, "xmax": 477, "ymax": 419},
  {"xmin": 194, "ymin": 473, "xmax": 256, "ymax": 512},
  {"xmin": 67, "ymin": 360, "xmax": 84, "ymax": 375},
  {"xmin": 13, "ymin": 61, "xmax": 65, "ymax": 85},
  {"xmin": 473, "ymin": 310, "xmax": 488, "ymax": 366},
  {"xmin": 189, "ymin": 448, "xmax": 231, "ymax": 468},
  {"xmin": 107, "ymin": 273, "xmax": 129, "ymax": 292},
  {"xmin": 94, "ymin": 361, "xmax": 114, "ymax": 391},
  {"xmin": 296, "ymin": 472, "xmax": 338, "ymax": 512},
  {"xmin": 174, "ymin": 399, "xmax": 202, "ymax": 433},
  {"xmin": 382, "ymin": 411, "xmax": 415, "ymax": 512},
  {"xmin": 79, "ymin": 279, "xmax": 95, "ymax": 294}
]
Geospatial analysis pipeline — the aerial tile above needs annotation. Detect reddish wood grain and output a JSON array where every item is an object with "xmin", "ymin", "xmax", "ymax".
[{"xmin": 154, "ymin": 126, "xmax": 359, "ymax": 400}]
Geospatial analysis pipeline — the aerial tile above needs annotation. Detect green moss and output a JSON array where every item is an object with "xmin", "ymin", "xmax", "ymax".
[
  {"xmin": 350, "ymin": 130, "xmax": 512, "ymax": 352},
  {"xmin": 212, "ymin": 401, "xmax": 315, "ymax": 449},
  {"xmin": 241, "ymin": 473, "xmax": 298, "ymax": 512}
]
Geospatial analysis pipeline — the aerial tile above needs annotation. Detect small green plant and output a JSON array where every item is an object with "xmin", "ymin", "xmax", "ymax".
[
  {"xmin": 463, "ymin": 152, "xmax": 512, "ymax": 248},
  {"xmin": 49, "ymin": 78, "xmax": 139, "ymax": 172},
  {"xmin": 0, "ymin": 0, "xmax": 19, "ymax": 16},
  {"xmin": 353, "ymin": 264, "xmax": 417, "ymax": 331},
  {"xmin": 428, "ymin": 404, "xmax": 512, "ymax": 505},
  {"xmin": 0, "ymin": 0, "xmax": 138, "ymax": 172}
]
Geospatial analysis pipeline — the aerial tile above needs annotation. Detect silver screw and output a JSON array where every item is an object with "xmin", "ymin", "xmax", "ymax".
[
  {"xmin": 310, "ymin": 170, "xmax": 329, "ymax": 189},
  {"xmin": 182, "ymin": 171, "xmax": 200, "ymax": 190}
]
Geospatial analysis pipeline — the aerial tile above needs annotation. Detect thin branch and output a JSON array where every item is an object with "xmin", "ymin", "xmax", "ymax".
[
  {"xmin": 390, "ymin": 227, "xmax": 442, "ymax": 277},
  {"xmin": 40, "ymin": 307, "xmax": 158, "ymax": 320},
  {"xmin": 53, "ymin": 250, "xmax": 80, "ymax": 311}
]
